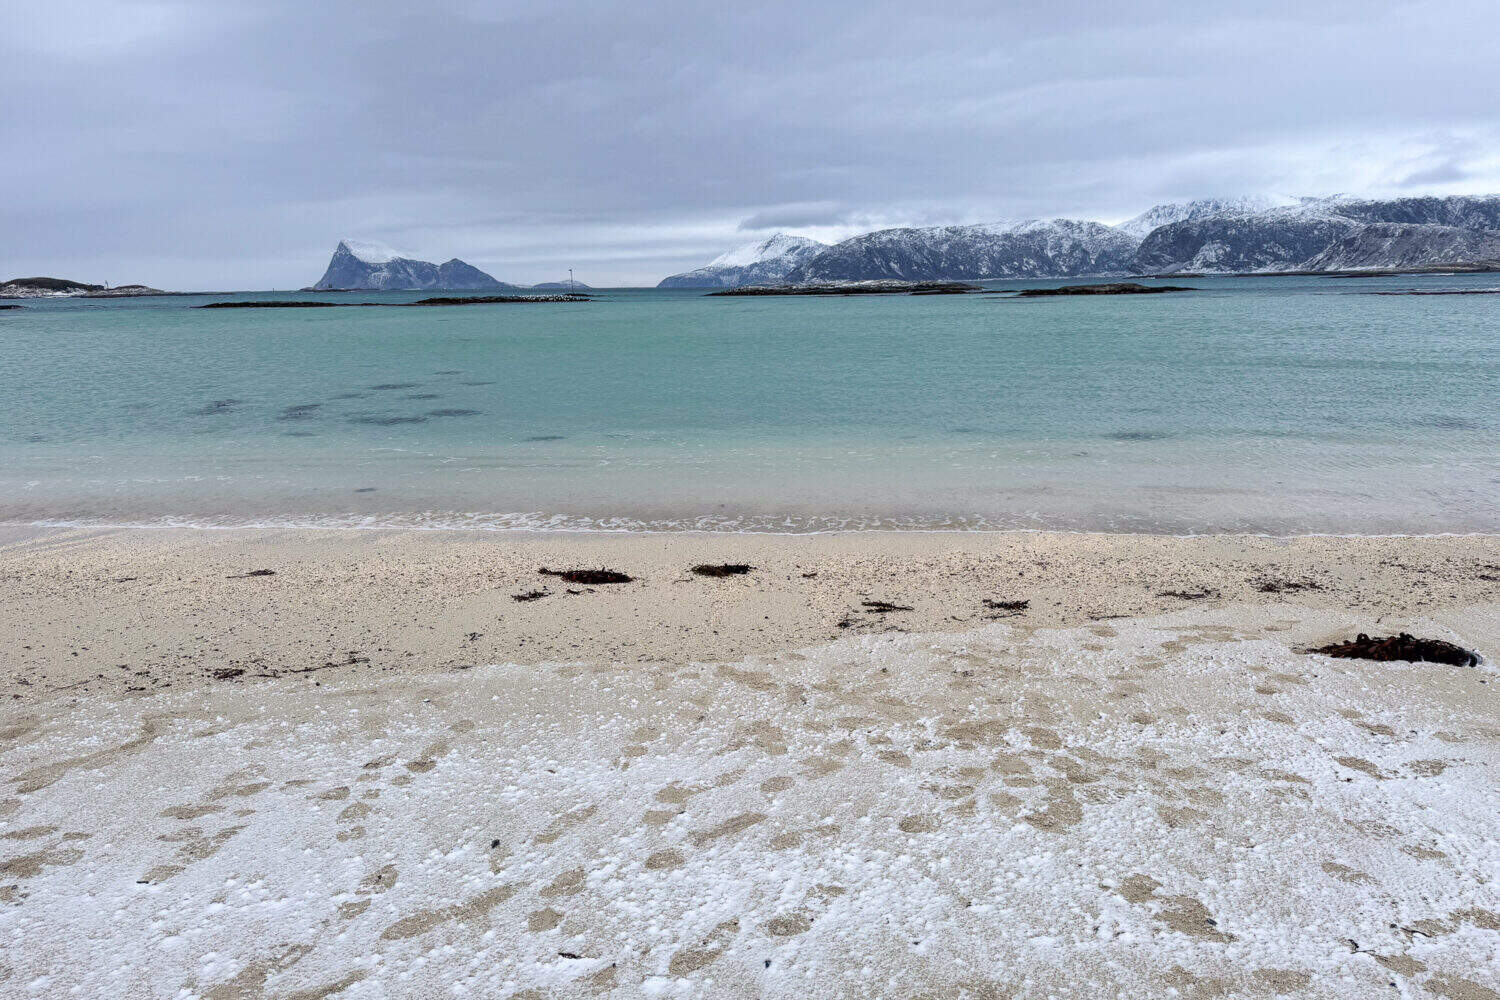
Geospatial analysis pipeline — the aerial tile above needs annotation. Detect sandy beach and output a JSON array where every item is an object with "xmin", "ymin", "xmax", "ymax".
[
  {"xmin": 3, "ymin": 525, "xmax": 1498, "ymax": 702},
  {"xmin": 2, "ymin": 526, "xmax": 1498, "ymax": 997}
]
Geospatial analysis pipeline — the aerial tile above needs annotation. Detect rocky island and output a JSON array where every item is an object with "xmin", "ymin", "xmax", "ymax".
[
  {"xmin": 1004, "ymin": 282, "xmax": 1196, "ymax": 296},
  {"xmin": 311, "ymin": 240, "xmax": 527, "ymax": 291},
  {"xmin": 199, "ymin": 292, "xmax": 591, "ymax": 309},
  {"xmin": 709, "ymin": 280, "xmax": 981, "ymax": 296},
  {"xmin": 1, "ymin": 277, "xmax": 168, "ymax": 298}
]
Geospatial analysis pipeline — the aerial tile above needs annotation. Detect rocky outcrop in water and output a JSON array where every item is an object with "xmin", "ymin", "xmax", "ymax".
[
  {"xmin": 1008, "ymin": 282, "xmax": 1195, "ymax": 297},
  {"xmin": 312, "ymin": 240, "xmax": 523, "ymax": 291}
]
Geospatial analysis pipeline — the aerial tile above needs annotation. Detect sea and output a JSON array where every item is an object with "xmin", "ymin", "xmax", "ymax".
[{"xmin": 2, "ymin": 274, "xmax": 1497, "ymax": 535}]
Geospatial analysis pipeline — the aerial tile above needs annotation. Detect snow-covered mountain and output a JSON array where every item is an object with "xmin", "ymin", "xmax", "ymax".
[
  {"xmin": 1303, "ymin": 223, "xmax": 1500, "ymax": 271},
  {"xmin": 1115, "ymin": 196, "xmax": 1300, "ymax": 240},
  {"xmin": 784, "ymin": 220, "xmax": 1140, "ymax": 283},
  {"xmin": 657, "ymin": 234, "xmax": 826, "ymax": 288},
  {"xmin": 312, "ymin": 240, "xmax": 521, "ymax": 291},
  {"xmin": 1131, "ymin": 195, "xmax": 1500, "ymax": 273}
]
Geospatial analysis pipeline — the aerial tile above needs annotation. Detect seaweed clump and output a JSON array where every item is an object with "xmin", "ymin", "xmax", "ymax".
[
  {"xmin": 1311, "ymin": 633, "xmax": 1479, "ymax": 667},
  {"xmin": 691, "ymin": 563, "xmax": 753, "ymax": 577},
  {"xmin": 538, "ymin": 567, "xmax": 634, "ymax": 585}
]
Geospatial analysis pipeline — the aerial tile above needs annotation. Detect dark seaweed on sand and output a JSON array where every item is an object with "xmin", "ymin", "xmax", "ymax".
[
  {"xmin": 538, "ymin": 567, "xmax": 634, "ymax": 584},
  {"xmin": 984, "ymin": 599, "xmax": 1029, "ymax": 612},
  {"xmin": 512, "ymin": 590, "xmax": 548, "ymax": 602},
  {"xmin": 1310, "ymin": 633, "xmax": 1479, "ymax": 667},
  {"xmin": 862, "ymin": 600, "xmax": 913, "ymax": 613},
  {"xmin": 691, "ymin": 563, "xmax": 753, "ymax": 577}
]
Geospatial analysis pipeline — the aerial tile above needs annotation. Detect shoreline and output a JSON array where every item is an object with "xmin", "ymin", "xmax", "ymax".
[
  {"xmin": 7, "ymin": 518, "xmax": 1500, "ymax": 541},
  {"xmin": 4, "ymin": 524, "xmax": 1497, "ymax": 704}
]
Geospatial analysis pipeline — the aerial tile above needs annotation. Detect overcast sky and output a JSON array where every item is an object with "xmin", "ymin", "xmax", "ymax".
[{"xmin": 5, "ymin": 0, "xmax": 1499, "ymax": 288}]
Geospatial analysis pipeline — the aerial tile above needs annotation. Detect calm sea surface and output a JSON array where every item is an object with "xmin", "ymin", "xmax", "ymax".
[{"xmin": 2, "ymin": 275, "xmax": 1497, "ymax": 534}]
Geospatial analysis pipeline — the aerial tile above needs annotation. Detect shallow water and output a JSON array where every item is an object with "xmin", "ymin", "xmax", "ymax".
[{"xmin": 3, "ymin": 274, "xmax": 1498, "ymax": 533}]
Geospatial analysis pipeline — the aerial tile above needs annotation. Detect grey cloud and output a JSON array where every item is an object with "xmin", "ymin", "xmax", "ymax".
[
  {"xmin": 2, "ymin": 0, "xmax": 1498, "ymax": 287},
  {"xmin": 1400, "ymin": 162, "xmax": 1472, "ymax": 188},
  {"xmin": 738, "ymin": 203, "xmax": 855, "ymax": 231}
]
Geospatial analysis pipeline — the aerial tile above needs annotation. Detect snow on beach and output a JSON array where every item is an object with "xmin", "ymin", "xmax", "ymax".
[{"xmin": 2, "ymin": 610, "xmax": 1497, "ymax": 998}]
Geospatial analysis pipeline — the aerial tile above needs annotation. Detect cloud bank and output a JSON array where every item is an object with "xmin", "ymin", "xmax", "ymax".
[{"xmin": 4, "ymin": 0, "xmax": 1498, "ymax": 287}]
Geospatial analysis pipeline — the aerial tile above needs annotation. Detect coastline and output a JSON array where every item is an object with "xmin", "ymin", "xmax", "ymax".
[{"xmin": 4, "ymin": 524, "xmax": 1496, "ymax": 703}]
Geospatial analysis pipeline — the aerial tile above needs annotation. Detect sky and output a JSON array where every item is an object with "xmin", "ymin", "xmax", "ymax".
[{"xmin": 4, "ymin": 0, "xmax": 1499, "ymax": 288}]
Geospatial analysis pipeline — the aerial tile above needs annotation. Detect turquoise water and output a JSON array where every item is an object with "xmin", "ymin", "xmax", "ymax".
[{"xmin": 2, "ymin": 275, "xmax": 1497, "ymax": 533}]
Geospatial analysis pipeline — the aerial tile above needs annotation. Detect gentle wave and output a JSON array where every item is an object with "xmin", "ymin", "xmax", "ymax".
[{"xmin": 6, "ymin": 511, "xmax": 1498, "ymax": 540}]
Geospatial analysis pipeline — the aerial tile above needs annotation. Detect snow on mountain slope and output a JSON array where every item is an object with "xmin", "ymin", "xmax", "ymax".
[
  {"xmin": 785, "ymin": 219, "xmax": 1139, "ymax": 283},
  {"xmin": 1129, "ymin": 195, "xmax": 1500, "ymax": 273},
  {"xmin": 336, "ymin": 239, "xmax": 409, "ymax": 265},
  {"xmin": 1132, "ymin": 211, "xmax": 1359, "ymax": 274},
  {"xmin": 1303, "ymin": 223, "xmax": 1500, "ymax": 271},
  {"xmin": 657, "ymin": 234, "xmax": 827, "ymax": 288},
  {"xmin": 1116, "ymin": 196, "xmax": 1300, "ymax": 240}
]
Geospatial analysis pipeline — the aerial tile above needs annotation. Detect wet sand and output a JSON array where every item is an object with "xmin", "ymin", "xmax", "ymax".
[{"xmin": 2, "ymin": 526, "xmax": 1499, "ymax": 997}]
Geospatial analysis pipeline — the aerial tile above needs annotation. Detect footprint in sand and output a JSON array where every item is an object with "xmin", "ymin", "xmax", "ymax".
[
  {"xmin": 527, "ymin": 907, "xmax": 564, "ymax": 932},
  {"xmin": 645, "ymin": 849, "xmax": 685, "ymax": 871},
  {"xmin": 380, "ymin": 884, "xmax": 519, "ymax": 941},
  {"xmin": 405, "ymin": 739, "xmax": 451, "ymax": 773},
  {"xmin": 898, "ymin": 814, "xmax": 940, "ymax": 834},
  {"xmin": 1, "ymin": 844, "xmax": 85, "ymax": 879},
  {"xmin": 1114, "ymin": 873, "xmax": 1235, "ymax": 943},
  {"xmin": 1022, "ymin": 782, "xmax": 1084, "ymax": 833},
  {"xmin": 1426, "ymin": 974, "xmax": 1500, "ymax": 1000},
  {"xmin": 667, "ymin": 918, "xmax": 739, "ymax": 976},
  {"xmin": 539, "ymin": 868, "xmax": 587, "ymax": 898},
  {"xmin": 759, "ymin": 775, "xmax": 794, "ymax": 795},
  {"xmin": 690, "ymin": 812, "xmax": 765, "ymax": 847},
  {"xmin": 1321, "ymin": 861, "xmax": 1377, "ymax": 885},
  {"xmin": 202, "ymin": 943, "xmax": 313, "ymax": 1000},
  {"xmin": 534, "ymin": 805, "xmax": 598, "ymax": 844},
  {"xmin": 1334, "ymin": 756, "xmax": 1389, "ymax": 779},
  {"xmin": 362, "ymin": 864, "xmax": 398, "ymax": 893}
]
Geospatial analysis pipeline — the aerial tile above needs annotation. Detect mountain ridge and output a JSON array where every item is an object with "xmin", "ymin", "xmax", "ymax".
[
  {"xmin": 665, "ymin": 194, "xmax": 1500, "ymax": 286},
  {"xmin": 657, "ymin": 234, "xmax": 826, "ymax": 288}
]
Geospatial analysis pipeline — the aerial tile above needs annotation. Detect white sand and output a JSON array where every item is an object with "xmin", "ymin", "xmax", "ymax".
[{"xmin": 2, "ymin": 528, "xmax": 1499, "ymax": 997}]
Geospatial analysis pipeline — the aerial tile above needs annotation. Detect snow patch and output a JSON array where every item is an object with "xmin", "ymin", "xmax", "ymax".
[{"xmin": 337, "ymin": 238, "xmax": 411, "ymax": 265}]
